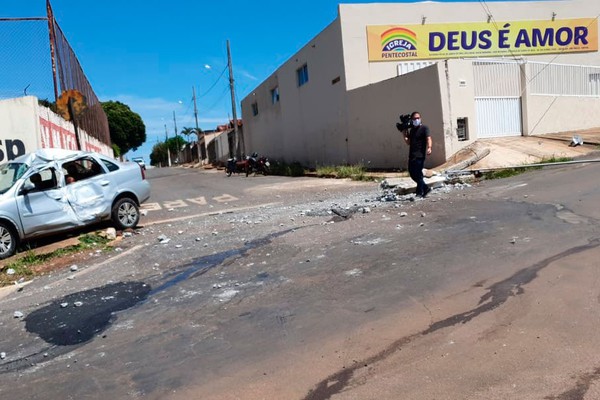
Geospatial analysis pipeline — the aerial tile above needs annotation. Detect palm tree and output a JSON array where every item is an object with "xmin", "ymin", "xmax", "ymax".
[{"xmin": 181, "ymin": 127, "xmax": 195, "ymax": 144}]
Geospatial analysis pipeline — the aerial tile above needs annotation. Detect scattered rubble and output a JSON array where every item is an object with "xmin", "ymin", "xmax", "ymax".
[
  {"xmin": 106, "ymin": 228, "xmax": 117, "ymax": 240},
  {"xmin": 345, "ymin": 269, "xmax": 363, "ymax": 277},
  {"xmin": 157, "ymin": 234, "xmax": 171, "ymax": 244}
]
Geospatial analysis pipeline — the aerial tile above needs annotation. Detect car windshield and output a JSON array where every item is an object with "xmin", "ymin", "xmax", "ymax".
[{"xmin": 0, "ymin": 162, "xmax": 29, "ymax": 194}]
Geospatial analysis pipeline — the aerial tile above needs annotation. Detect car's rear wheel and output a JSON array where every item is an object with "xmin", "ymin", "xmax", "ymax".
[
  {"xmin": 112, "ymin": 198, "xmax": 140, "ymax": 230},
  {"xmin": 0, "ymin": 222, "xmax": 17, "ymax": 260}
]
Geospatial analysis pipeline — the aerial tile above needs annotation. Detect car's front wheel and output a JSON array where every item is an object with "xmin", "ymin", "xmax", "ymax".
[
  {"xmin": 112, "ymin": 198, "xmax": 140, "ymax": 230},
  {"xmin": 0, "ymin": 222, "xmax": 17, "ymax": 260}
]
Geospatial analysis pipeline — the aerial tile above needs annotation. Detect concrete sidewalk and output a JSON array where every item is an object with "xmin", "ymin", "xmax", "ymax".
[
  {"xmin": 381, "ymin": 129, "xmax": 600, "ymax": 193},
  {"xmin": 440, "ymin": 129, "xmax": 600, "ymax": 172}
]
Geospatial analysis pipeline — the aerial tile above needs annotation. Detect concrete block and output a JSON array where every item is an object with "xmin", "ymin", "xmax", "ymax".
[{"xmin": 391, "ymin": 176, "xmax": 447, "ymax": 195}]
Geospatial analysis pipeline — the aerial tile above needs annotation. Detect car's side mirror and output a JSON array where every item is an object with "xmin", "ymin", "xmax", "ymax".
[{"xmin": 20, "ymin": 181, "xmax": 35, "ymax": 195}]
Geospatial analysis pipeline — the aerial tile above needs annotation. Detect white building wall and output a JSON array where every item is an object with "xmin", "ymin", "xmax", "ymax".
[
  {"xmin": 439, "ymin": 59, "xmax": 479, "ymax": 158},
  {"xmin": 242, "ymin": 19, "xmax": 348, "ymax": 166},
  {"xmin": 0, "ymin": 97, "xmax": 38, "ymax": 163},
  {"xmin": 526, "ymin": 95, "xmax": 600, "ymax": 134},
  {"xmin": 346, "ymin": 64, "xmax": 446, "ymax": 168}
]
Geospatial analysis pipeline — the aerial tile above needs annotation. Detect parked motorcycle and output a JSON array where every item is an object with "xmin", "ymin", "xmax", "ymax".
[
  {"xmin": 246, "ymin": 154, "xmax": 270, "ymax": 176},
  {"xmin": 225, "ymin": 157, "xmax": 248, "ymax": 177}
]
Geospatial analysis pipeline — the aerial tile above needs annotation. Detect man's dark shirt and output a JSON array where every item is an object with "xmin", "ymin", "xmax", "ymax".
[{"xmin": 408, "ymin": 125, "xmax": 430, "ymax": 160}]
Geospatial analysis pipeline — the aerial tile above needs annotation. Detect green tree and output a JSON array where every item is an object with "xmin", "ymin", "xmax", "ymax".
[
  {"xmin": 101, "ymin": 101, "xmax": 146, "ymax": 155},
  {"xmin": 150, "ymin": 142, "xmax": 168, "ymax": 166},
  {"xmin": 167, "ymin": 136, "xmax": 186, "ymax": 155}
]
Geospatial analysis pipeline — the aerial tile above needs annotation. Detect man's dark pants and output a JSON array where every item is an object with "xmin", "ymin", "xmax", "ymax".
[{"xmin": 408, "ymin": 157, "xmax": 428, "ymax": 196}]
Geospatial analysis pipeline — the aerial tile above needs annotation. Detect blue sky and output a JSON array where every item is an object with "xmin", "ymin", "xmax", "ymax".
[{"xmin": 1, "ymin": 0, "xmax": 526, "ymax": 161}]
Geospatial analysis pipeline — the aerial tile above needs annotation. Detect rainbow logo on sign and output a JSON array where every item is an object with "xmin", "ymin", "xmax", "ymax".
[{"xmin": 381, "ymin": 27, "xmax": 418, "ymax": 51}]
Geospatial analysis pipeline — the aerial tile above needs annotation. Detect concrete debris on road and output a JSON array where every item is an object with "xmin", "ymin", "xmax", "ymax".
[
  {"xmin": 570, "ymin": 135, "xmax": 584, "ymax": 147},
  {"xmin": 13, "ymin": 311, "xmax": 24, "ymax": 318},
  {"xmin": 106, "ymin": 228, "xmax": 117, "ymax": 240},
  {"xmin": 0, "ymin": 352, "xmax": 5, "ymax": 360},
  {"xmin": 345, "ymin": 268, "xmax": 363, "ymax": 277},
  {"xmin": 6, "ymin": 268, "xmax": 15, "ymax": 275},
  {"xmin": 381, "ymin": 176, "xmax": 447, "ymax": 195},
  {"xmin": 157, "ymin": 234, "xmax": 171, "ymax": 244},
  {"xmin": 70, "ymin": 265, "xmax": 78, "ymax": 272}
]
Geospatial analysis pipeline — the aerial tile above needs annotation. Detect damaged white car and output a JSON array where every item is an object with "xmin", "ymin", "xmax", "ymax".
[{"xmin": 0, "ymin": 149, "xmax": 151, "ymax": 259}]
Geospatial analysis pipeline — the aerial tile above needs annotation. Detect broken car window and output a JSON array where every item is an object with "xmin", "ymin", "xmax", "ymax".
[
  {"xmin": 0, "ymin": 162, "xmax": 28, "ymax": 194},
  {"xmin": 101, "ymin": 159, "xmax": 119, "ymax": 172},
  {"xmin": 24, "ymin": 168, "xmax": 58, "ymax": 192},
  {"xmin": 63, "ymin": 157, "xmax": 105, "ymax": 184}
]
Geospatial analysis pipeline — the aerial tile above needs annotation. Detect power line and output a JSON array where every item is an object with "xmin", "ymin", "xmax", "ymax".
[
  {"xmin": 199, "ymin": 65, "xmax": 228, "ymax": 98},
  {"xmin": 201, "ymin": 85, "xmax": 230, "ymax": 114}
]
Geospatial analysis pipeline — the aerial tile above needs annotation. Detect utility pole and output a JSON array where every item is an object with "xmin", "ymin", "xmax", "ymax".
[
  {"xmin": 192, "ymin": 86, "xmax": 203, "ymax": 163},
  {"xmin": 165, "ymin": 124, "xmax": 171, "ymax": 167},
  {"xmin": 227, "ymin": 40, "xmax": 244, "ymax": 159},
  {"xmin": 173, "ymin": 110, "xmax": 179, "ymax": 164}
]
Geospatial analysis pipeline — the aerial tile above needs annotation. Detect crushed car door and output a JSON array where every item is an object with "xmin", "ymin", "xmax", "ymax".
[
  {"xmin": 17, "ymin": 168, "xmax": 78, "ymax": 236},
  {"xmin": 63, "ymin": 157, "xmax": 114, "ymax": 221}
]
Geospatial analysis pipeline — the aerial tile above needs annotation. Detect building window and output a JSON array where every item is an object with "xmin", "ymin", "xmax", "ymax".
[
  {"xmin": 271, "ymin": 87, "xmax": 280, "ymax": 104},
  {"xmin": 457, "ymin": 117, "xmax": 469, "ymax": 141},
  {"xmin": 297, "ymin": 64, "xmax": 309, "ymax": 87},
  {"xmin": 251, "ymin": 102, "xmax": 259, "ymax": 116}
]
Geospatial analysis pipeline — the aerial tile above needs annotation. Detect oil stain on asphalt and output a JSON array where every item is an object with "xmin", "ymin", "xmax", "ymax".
[
  {"xmin": 3, "ymin": 229, "xmax": 297, "ymax": 373},
  {"xmin": 25, "ymin": 281, "xmax": 151, "ymax": 346}
]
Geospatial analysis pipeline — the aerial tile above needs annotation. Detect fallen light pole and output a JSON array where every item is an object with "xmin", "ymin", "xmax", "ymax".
[{"xmin": 445, "ymin": 158, "xmax": 600, "ymax": 177}]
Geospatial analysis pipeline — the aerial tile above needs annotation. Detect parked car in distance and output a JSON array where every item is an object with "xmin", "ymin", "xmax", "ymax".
[
  {"xmin": 0, "ymin": 149, "xmax": 151, "ymax": 259},
  {"xmin": 131, "ymin": 157, "xmax": 146, "ymax": 170}
]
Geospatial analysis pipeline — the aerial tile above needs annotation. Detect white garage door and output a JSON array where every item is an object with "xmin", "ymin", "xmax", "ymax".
[{"xmin": 475, "ymin": 97, "xmax": 522, "ymax": 138}]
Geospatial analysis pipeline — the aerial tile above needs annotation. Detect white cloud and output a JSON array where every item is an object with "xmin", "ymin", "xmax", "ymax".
[{"xmin": 238, "ymin": 69, "xmax": 258, "ymax": 81}]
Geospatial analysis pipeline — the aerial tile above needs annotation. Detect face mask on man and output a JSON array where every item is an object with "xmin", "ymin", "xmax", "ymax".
[{"xmin": 412, "ymin": 118, "xmax": 421, "ymax": 127}]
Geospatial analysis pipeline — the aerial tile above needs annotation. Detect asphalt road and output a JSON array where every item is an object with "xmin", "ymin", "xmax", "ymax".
[{"xmin": 1, "ymin": 163, "xmax": 600, "ymax": 399}]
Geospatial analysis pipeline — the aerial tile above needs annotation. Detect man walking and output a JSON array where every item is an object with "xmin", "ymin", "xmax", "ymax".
[{"xmin": 403, "ymin": 111, "xmax": 432, "ymax": 197}]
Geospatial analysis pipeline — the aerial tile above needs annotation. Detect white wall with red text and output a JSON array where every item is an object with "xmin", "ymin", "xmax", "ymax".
[{"xmin": 0, "ymin": 96, "xmax": 113, "ymax": 163}]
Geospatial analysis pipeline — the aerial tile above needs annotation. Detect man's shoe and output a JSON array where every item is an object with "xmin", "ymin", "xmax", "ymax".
[{"xmin": 422, "ymin": 186, "xmax": 431, "ymax": 198}]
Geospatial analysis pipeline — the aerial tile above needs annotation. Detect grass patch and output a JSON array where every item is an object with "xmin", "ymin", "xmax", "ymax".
[
  {"xmin": 482, "ymin": 156, "xmax": 574, "ymax": 180},
  {"xmin": 270, "ymin": 160, "xmax": 382, "ymax": 181},
  {"xmin": 269, "ymin": 161, "xmax": 306, "ymax": 177},
  {"xmin": 314, "ymin": 164, "xmax": 381, "ymax": 181},
  {"xmin": 538, "ymin": 156, "xmax": 572, "ymax": 164},
  {"xmin": 0, "ymin": 233, "xmax": 112, "ymax": 287}
]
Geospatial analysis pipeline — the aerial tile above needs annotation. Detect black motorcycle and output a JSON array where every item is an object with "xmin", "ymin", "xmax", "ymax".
[
  {"xmin": 225, "ymin": 157, "xmax": 248, "ymax": 177},
  {"xmin": 246, "ymin": 154, "xmax": 270, "ymax": 176}
]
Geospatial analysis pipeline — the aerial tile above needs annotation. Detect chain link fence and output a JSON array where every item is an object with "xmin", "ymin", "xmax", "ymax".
[
  {"xmin": 0, "ymin": 2, "xmax": 111, "ymax": 146},
  {"xmin": 0, "ymin": 18, "xmax": 55, "ymax": 102}
]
